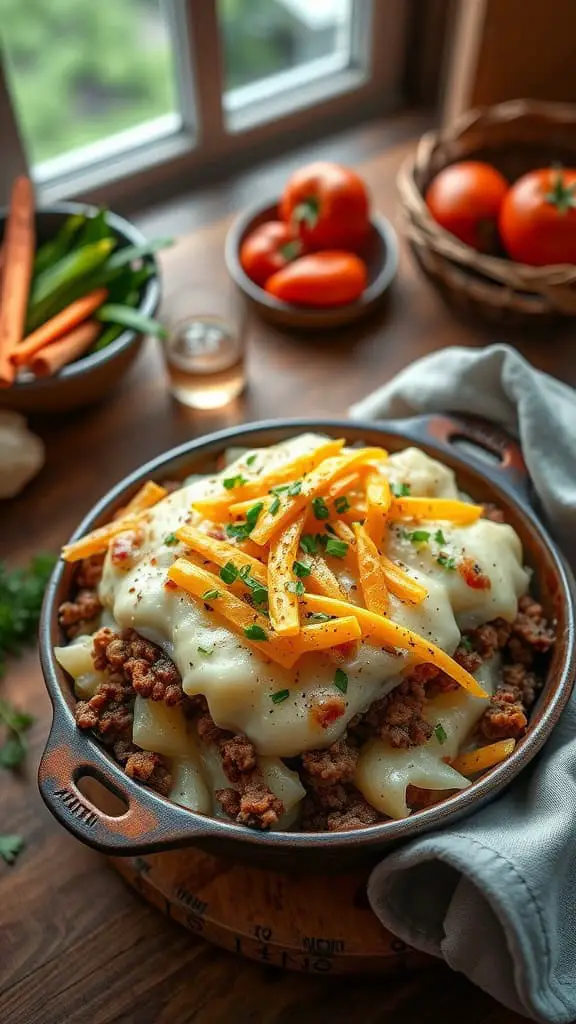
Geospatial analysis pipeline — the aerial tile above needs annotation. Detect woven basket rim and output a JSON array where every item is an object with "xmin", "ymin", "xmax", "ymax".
[{"xmin": 398, "ymin": 98, "xmax": 576, "ymax": 309}]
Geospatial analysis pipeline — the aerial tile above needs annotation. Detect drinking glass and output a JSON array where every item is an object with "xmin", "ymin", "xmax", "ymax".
[{"xmin": 164, "ymin": 282, "xmax": 247, "ymax": 410}]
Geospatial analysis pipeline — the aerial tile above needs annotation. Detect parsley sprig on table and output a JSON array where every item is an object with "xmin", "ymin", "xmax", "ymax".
[{"xmin": 0, "ymin": 553, "xmax": 56, "ymax": 866}]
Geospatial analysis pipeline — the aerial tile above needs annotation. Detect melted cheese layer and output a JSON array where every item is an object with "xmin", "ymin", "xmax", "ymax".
[{"xmin": 97, "ymin": 435, "xmax": 529, "ymax": 757}]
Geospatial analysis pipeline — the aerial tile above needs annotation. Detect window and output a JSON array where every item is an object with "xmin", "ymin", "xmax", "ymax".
[
  {"xmin": 2, "ymin": 1, "xmax": 181, "ymax": 176},
  {"xmin": 0, "ymin": 0, "xmax": 409, "ymax": 207},
  {"xmin": 220, "ymin": 0, "xmax": 352, "ymax": 95}
]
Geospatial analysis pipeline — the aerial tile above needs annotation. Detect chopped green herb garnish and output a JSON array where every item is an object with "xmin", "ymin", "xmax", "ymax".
[
  {"xmin": 237, "ymin": 567, "xmax": 268, "ymax": 607},
  {"xmin": 300, "ymin": 534, "xmax": 318, "ymax": 555},
  {"xmin": 334, "ymin": 496, "xmax": 350, "ymax": 514},
  {"xmin": 311, "ymin": 496, "xmax": 330, "ymax": 520},
  {"xmin": 334, "ymin": 668, "xmax": 348, "ymax": 694},
  {"xmin": 0, "ymin": 733, "xmax": 27, "ymax": 770},
  {"xmin": 460, "ymin": 635, "xmax": 474, "ymax": 651},
  {"xmin": 434, "ymin": 723, "xmax": 448, "ymax": 745},
  {"xmin": 226, "ymin": 501, "xmax": 263, "ymax": 541},
  {"xmin": 226, "ymin": 521, "xmax": 250, "ymax": 541},
  {"xmin": 198, "ymin": 646, "xmax": 214, "ymax": 656},
  {"xmin": 223, "ymin": 474, "xmax": 247, "ymax": 490},
  {"xmin": 272, "ymin": 479, "xmax": 302, "ymax": 497},
  {"xmin": 0, "ymin": 553, "xmax": 56, "ymax": 679},
  {"xmin": 434, "ymin": 529, "xmax": 447, "ymax": 545},
  {"xmin": 408, "ymin": 530, "xmax": 431, "ymax": 544},
  {"xmin": 0, "ymin": 698, "xmax": 34, "ymax": 770},
  {"xmin": 219, "ymin": 561, "xmax": 239, "ymax": 584},
  {"xmin": 244, "ymin": 624, "xmax": 268, "ymax": 641},
  {"xmin": 293, "ymin": 560, "xmax": 312, "ymax": 578},
  {"xmin": 246, "ymin": 502, "xmax": 264, "ymax": 528},
  {"xmin": 246, "ymin": 455, "xmax": 257, "ymax": 467},
  {"xmin": 437, "ymin": 554, "xmax": 457, "ymax": 570},
  {"xmin": 308, "ymin": 612, "xmax": 333, "ymax": 623},
  {"xmin": 391, "ymin": 482, "xmax": 411, "ymax": 497},
  {"xmin": 0, "ymin": 702, "xmax": 33, "ymax": 734},
  {"xmin": 249, "ymin": 583, "xmax": 269, "ymax": 608},
  {"xmin": 0, "ymin": 834, "xmax": 25, "ymax": 866},
  {"xmin": 286, "ymin": 580, "xmax": 305, "ymax": 596},
  {"xmin": 271, "ymin": 689, "xmax": 289, "ymax": 704},
  {"xmin": 325, "ymin": 537, "xmax": 348, "ymax": 558},
  {"xmin": 163, "ymin": 532, "xmax": 178, "ymax": 546},
  {"xmin": 202, "ymin": 589, "xmax": 221, "ymax": 601},
  {"xmin": 269, "ymin": 496, "xmax": 281, "ymax": 516}
]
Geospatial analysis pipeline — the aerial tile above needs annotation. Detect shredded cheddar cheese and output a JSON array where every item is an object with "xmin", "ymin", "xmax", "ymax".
[
  {"xmin": 389, "ymin": 497, "xmax": 483, "ymax": 525},
  {"xmin": 167, "ymin": 559, "xmax": 361, "ymax": 670},
  {"xmin": 353, "ymin": 524, "xmax": 389, "ymax": 616},
  {"xmin": 191, "ymin": 438, "xmax": 346, "ymax": 520},
  {"xmin": 450, "ymin": 739, "xmax": 516, "ymax": 775},
  {"xmin": 268, "ymin": 513, "xmax": 306, "ymax": 637},
  {"xmin": 175, "ymin": 523, "xmax": 267, "ymax": 584},
  {"xmin": 299, "ymin": 594, "xmax": 488, "ymax": 698},
  {"xmin": 365, "ymin": 471, "xmax": 392, "ymax": 544},
  {"xmin": 250, "ymin": 447, "xmax": 387, "ymax": 546}
]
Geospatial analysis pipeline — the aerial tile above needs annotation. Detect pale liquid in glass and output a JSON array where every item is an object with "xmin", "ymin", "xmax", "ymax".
[{"xmin": 166, "ymin": 316, "xmax": 245, "ymax": 410}]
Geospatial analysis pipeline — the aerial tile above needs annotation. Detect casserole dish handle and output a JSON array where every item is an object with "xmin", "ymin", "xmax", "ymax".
[
  {"xmin": 38, "ymin": 716, "xmax": 219, "ymax": 855},
  {"xmin": 384, "ymin": 412, "xmax": 532, "ymax": 505}
]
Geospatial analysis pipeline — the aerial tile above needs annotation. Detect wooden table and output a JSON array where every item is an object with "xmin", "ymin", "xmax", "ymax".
[{"xmin": 2, "ymin": 115, "xmax": 575, "ymax": 1024}]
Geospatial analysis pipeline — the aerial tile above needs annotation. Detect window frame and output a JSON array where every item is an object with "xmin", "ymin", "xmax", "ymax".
[{"xmin": 0, "ymin": 0, "xmax": 410, "ymax": 210}]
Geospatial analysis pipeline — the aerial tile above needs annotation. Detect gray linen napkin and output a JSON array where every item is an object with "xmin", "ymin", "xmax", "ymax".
[{"xmin": 349, "ymin": 344, "xmax": 576, "ymax": 1024}]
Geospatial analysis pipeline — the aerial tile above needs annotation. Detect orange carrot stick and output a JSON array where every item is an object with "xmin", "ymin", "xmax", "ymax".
[
  {"xmin": 0, "ymin": 177, "xmax": 35, "ymax": 386},
  {"xmin": 11, "ymin": 288, "xmax": 107, "ymax": 367},
  {"xmin": 28, "ymin": 320, "xmax": 101, "ymax": 377}
]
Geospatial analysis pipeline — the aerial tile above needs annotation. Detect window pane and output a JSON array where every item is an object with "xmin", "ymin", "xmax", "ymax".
[
  {"xmin": 2, "ymin": 0, "xmax": 181, "ymax": 173},
  {"xmin": 219, "ymin": 0, "xmax": 353, "ymax": 96}
]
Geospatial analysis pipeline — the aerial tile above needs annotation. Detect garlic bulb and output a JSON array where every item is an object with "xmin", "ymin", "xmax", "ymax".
[{"xmin": 0, "ymin": 411, "xmax": 45, "ymax": 499}]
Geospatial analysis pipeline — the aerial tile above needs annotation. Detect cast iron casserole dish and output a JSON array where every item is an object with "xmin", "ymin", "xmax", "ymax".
[{"xmin": 38, "ymin": 414, "xmax": 576, "ymax": 869}]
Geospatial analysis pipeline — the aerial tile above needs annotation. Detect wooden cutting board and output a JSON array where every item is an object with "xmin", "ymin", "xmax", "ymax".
[{"xmin": 111, "ymin": 848, "xmax": 432, "ymax": 975}]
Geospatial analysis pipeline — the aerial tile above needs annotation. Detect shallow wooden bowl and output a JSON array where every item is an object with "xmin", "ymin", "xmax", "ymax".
[
  {"xmin": 0, "ymin": 202, "xmax": 161, "ymax": 414},
  {"xmin": 224, "ymin": 200, "xmax": 398, "ymax": 329},
  {"xmin": 38, "ymin": 414, "xmax": 576, "ymax": 871}
]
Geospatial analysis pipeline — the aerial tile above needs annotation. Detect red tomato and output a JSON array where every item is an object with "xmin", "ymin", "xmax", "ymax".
[
  {"xmin": 265, "ymin": 252, "xmax": 368, "ymax": 308},
  {"xmin": 280, "ymin": 162, "xmax": 370, "ymax": 252},
  {"xmin": 499, "ymin": 168, "xmax": 576, "ymax": 266},
  {"xmin": 425, "ymin": 161, "xmax": 509, "ymax": 252},
  {"xmin": 239, "ymin": 220, "xmax": 302, "ymax": 287}
]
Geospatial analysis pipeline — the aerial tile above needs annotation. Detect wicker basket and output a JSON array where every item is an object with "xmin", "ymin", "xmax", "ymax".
[{"xmin": 397, "ymin": 99, "xmax": 576, "ymax": 326}]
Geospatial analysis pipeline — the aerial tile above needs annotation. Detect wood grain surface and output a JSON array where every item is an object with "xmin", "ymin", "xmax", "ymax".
[
  {"xmin": 110, "ymin": 848, "xmax": 434, "ymax": 975},
  {"xmin": 1, "ymin": 112, "xmax": 575, "ymax": 1024}
]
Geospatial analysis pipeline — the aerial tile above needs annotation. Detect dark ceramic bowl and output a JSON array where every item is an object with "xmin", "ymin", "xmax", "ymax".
[
  {"xmin": 38, "ymin": 414, "xmax": 576, "ymax": 870},
  {"xmin": 0, "ymin": 202, "xmax": 161, "ymax": 414},
  {"xmin": 224, "ymin": 199, "xmax": 398, "ymax": 330}
]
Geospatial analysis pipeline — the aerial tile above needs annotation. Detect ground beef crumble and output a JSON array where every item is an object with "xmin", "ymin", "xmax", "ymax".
[
  {"xmin": 482, "ymin": 503, "xmax": 507, "ymax": 524},
  {"xmin": 73, "ymin": 627, "xmax": 189, "ymax": 797},
  {"xmin": 59, "ymin": 556, "xmax": 105, "ymax": 639},
  {"xmin": 93, "ymin": 627, "xmax": 184, "ymax": 705},
  {"xmin": 299, "ymin": 736, "xmax": 381, "ymax": 831},
  {"xmin": 75, "ymin": 554, "xmax": 105, "ymax": 589},
  {"xmin": 475, "ymin": 595, "xmax": 554, "ymax": 741},
  {"xmin": 196, "ymin": 711, "xmax": 284, "ymax": 830},
  {"xmin": 349, "ymin": 678, "xmax": 433, "ymax": 749},
  {"xmin": 58, "ymin": 589, "xmax": 102, "ymax": 634}
]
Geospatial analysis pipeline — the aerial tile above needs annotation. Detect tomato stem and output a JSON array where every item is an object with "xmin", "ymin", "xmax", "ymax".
[
  {"xmin": 279, "ymin": 240, "xmax": 302, "ymax": 261},
  {"xmin": 544, "ymin": 172, "xmax": 576, "ymax": 215},
  {"xmin": 293, "ymin": 197, "xmax": 320, "ymax": 228}
]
